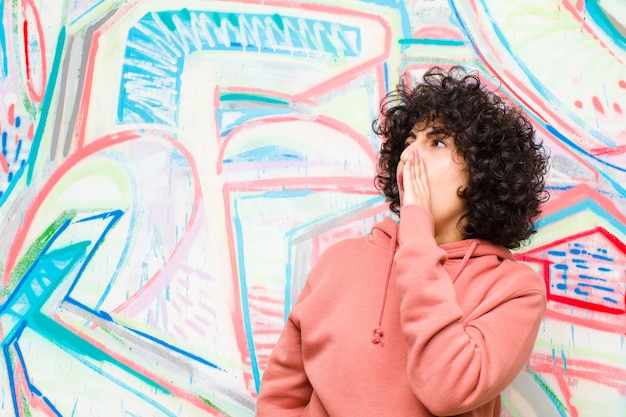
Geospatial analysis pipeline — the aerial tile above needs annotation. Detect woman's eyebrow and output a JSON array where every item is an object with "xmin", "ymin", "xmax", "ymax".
[{"xmin": 427, "ymin": 127, "xmax": 449, "ymax": 138}]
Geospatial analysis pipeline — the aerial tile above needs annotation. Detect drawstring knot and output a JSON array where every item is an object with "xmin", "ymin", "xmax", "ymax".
[{"xmin": 371, "ymin": 328, "xmax": 384, "ymax": 344}]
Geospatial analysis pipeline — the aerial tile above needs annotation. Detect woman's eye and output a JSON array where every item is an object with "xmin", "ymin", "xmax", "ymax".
[{"xmin": 433, "ymin": 140, "xmax": 446, "ymax": 148}]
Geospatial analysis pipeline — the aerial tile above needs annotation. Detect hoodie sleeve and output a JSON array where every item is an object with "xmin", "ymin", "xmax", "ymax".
[
  {"xmin": 395, "ymin": 205, "xmax": 546, "ymax": 416},
  {"xmin": 254, "ymin": 283, "xmax": 313, "ymax": 417}
]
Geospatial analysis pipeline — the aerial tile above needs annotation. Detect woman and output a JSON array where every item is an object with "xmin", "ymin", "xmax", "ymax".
[{"xmin": 255, "ymin": 66, "xmax": 550, "ymax": 417}]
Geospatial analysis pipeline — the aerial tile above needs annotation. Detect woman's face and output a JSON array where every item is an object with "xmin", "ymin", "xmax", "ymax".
[{"xmin": 396, "ymin": 124, "xmax": 469, "ymax": 244}]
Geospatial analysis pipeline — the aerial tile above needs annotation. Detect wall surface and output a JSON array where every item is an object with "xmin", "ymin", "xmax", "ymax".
[{"xmin": 0, "ymin": 0, "xmax": 624, "ymax": 416}]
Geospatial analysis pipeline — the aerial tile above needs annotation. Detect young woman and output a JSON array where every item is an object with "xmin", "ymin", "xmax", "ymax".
[{"xmin": 255, "ymin": 66, "xmax": 550, "ymax": 417}]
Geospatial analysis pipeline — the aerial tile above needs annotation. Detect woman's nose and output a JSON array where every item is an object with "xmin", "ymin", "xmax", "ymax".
[
  {"xmin": 400, "ymin": 147, "xmax": 411, "ymax": 163},
  {"xmin": 401, "ymin": 145, "xmax": 418, "ymax": 163}
]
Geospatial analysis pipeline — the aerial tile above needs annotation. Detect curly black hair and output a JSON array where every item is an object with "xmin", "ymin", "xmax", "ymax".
[{"xmin": 372, "ymin": 66, "xmax": 549, "ymax": 249}]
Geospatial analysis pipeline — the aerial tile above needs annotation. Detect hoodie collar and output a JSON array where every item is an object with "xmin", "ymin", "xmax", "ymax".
[{"xmin": 369, "ymin": 216, "xmax": 514, "ymax": 261}]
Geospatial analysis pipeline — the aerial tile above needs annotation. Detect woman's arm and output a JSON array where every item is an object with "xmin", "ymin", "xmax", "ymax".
[
  {"xmin": 395, "ymin": 205, "xmax": 545, "ymax": 416},
  {"xmin": 255, "ymin": 313, "xmax": 313, "ymax": 416},
  {"xmin": 255, "ymin": 278, "xmax": 315, "ymax": 416}
]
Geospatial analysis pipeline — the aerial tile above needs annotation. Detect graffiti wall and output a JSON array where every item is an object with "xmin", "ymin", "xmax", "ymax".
[{"xmin": 0, "ymin": 0, "xmax": 624, "ymax": 416}]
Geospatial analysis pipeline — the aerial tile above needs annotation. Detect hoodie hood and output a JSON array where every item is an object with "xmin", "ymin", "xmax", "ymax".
[{"xmin": 368, "ymin": 215, "xmax": 514, "ymax": 344}]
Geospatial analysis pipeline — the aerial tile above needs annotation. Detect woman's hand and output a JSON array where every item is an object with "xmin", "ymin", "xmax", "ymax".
[{"xmin": 401, "ymin": 149, "xmax": 432, "ymax": 213}]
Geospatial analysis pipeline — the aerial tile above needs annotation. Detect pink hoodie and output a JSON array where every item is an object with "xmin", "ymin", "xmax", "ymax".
[{"xmin": 256, "ymin": 205, "xmax": 546, "ymax": 417}]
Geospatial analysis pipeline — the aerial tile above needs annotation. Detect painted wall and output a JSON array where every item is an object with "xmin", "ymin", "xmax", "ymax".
[{"xmin": 0, "ymin": 0, "xmax": 624, "ymax": 416}]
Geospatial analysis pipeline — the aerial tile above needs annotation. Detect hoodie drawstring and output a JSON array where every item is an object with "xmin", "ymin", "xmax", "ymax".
[
  {"xmin": 371, "ymin": 223, "xmax": 398, "ymax": 344},
  {"xmin": 452, "ymin": 240, "xmax": 478, "ymax": 282},
  {"xmin": 370, "ymin": 229, "xmax": 479, "ymax": 345}
]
